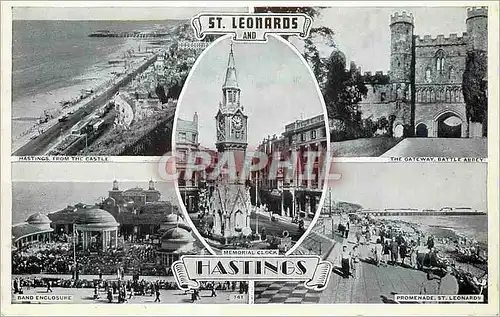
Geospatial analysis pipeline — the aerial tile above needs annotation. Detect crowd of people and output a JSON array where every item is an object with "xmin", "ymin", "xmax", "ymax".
[
  {"xmin": 333, "ymin": 213, "xmax": 488, "ymax": 299},
  {"xmin": 12, "ymin": 241, "xmax": 168, "ymax": 276}
]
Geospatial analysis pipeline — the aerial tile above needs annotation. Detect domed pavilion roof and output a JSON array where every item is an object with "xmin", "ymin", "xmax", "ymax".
[
  {"xmin": 75, "ymin": 208, "xmax": 118, "ymax": 226},
  {"xmin": 161, "ymin": 227, "xmax": 195, "ymax": 243},
  {"xmin": 160, "ymin": 213, "xmax": 191, "ymax": 231},
  {"xmin": 26, "ymin": 213, "xmax": 51, "ymax": 225}
]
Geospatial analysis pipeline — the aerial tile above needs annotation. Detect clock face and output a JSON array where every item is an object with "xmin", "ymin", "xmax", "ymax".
[{"xmin": 232, "ymin": 115, "xmax": 243, "ymax": 130}]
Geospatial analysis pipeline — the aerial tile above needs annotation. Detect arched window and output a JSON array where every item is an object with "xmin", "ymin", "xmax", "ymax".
[{"xmin": 435, "ymin": 50, "xmax": 445, "ymax": 73}]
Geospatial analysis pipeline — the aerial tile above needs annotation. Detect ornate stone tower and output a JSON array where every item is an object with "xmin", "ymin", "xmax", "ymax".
[
  {"xmin": 209, "ymin": 42, "xmax": 251, "ymax": 241},
  {"xmin": 215, "ymin": 42, "xmax": 248, "ymax": 154},
  {"xmin": 466, "ymin": 7, "xmax": 488, "ymax": 53},
  {"xmin": 389, "ymin": 11, "xmax": 415, "ymax": 135},
  {"xmin": 389, "ymin": 11, "xmax": 414, "ymax": 100}
]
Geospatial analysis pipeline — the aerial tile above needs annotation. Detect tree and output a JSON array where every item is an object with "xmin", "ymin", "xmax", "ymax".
[
  {"xmin": 323, "ymin": 51, "xmax": 368, "ymax": 123},
  {"xmin": 462, "ymin": 51, "xmax": 488, "ymax": 137}
]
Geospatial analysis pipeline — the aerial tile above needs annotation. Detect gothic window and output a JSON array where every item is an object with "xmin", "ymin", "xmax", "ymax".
[
  {"xmin": 425, "ymin": 68, "xmax": 432, "ymax": 83},
  {"xmin": 435, "ymin": 50, "xmax": 445, "ymax": 73}
]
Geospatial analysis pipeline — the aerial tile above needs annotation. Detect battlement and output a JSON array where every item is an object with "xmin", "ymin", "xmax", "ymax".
[
  {"xmin": 415, "ymin": 32, "xmax": 468, "ymax": 46},
  {"xmin": 363, "ymin": 70, "xmax": 390, "ymax": 84},
  {"xmin": 390, "ymin": 11, "xmax": 414, "ymax": 25},
  {"xmin": 467, "ymin": 6, "xmax": 488, "ymax": 19}
]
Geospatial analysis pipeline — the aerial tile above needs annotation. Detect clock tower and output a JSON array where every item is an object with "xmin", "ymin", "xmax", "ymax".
[{"xmin": 215, "ymin": 42, "xmax": 248, "ymax": 154}]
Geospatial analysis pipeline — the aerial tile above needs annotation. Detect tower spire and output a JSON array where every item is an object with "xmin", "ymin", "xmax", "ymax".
[{"xmin": 223, "ymin": 41, "xmax": 239, "ymax": 89}]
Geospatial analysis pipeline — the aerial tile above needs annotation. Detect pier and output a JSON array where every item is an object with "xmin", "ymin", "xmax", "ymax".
[{"xmin": 89, "ymin": 31, "xmax": 169, "ymax": 38}]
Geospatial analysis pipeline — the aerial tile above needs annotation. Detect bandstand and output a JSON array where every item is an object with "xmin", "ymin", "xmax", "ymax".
[{"xmin": 74, "ymin": 208, "xmax": 119, "ymax": 251}]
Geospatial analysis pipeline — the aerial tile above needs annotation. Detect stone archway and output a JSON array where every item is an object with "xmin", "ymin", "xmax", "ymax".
[
  {"xmin": 415, "ymin": 123, "xmax": 428, "ymax": 137},
  {"xmin": 435, "ymin": 111, "xmax": 463, "ymax": 138}
]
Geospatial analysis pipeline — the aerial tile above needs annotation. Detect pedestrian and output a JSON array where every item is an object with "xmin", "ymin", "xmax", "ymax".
[
  {"xmin": 344, "ymin": 221, "xmax": 350, "ymax": 239},
  {"xmin": 46, "ymin": 280, "xmax": 53, "ymax": 293},
  {"xmin": 355, "ymin": 230, "xmax": 362, "ymax": 245},
  {"xmin": 427, "ymin": 235, "xmax": 435, "ymax": 250},
  {"xmin": 383, "ymin": 240, "xmax": 391, "ymax": 263},
  {"xmin": 129, "ymin": 286, "xmax": 134, "ymax": 299},
  {"xmin": 339, "ymin": 246, "xmax": 351, "ymax": 278},
  {"xmin": 98, "ymin": 269, "xmax": 103, "ymax": 281},
  {"xmin": 154, "ymin": 284, "xmax": 161, "ymax": 302},
  {"xmin": 107, "ymin": 288, "xmax": 113, "ymax": 303},
  {"xmin": 93, "ymin": 285, "xmax": 100, "ymax": 300},
  {"xmin": 13, "ymin": 278, "xmax": 19, "ymax": 294},
  {"xmin": 374, "ymin": 239, "xmax": 383, "ymax": 266},
  {"xmin": 350, "ymin": 245, "xmax": 360, "ymax": 279},
  {"xmin": 399, "ymin": 242, "xmax": 408, "ymax": 266},
  {"xmin": 390, "ymin": 238, "xmax": 399, "ymax": 265},
  {"xmin": 210, "ymin": 283, "xmax": 217, "ymax": 297},
  {"xmin": 191, "ymin": 290, "xmax": 197, "ymax": 303}
]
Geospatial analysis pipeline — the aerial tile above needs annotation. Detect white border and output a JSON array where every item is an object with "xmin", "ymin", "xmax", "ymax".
[{"xmin": 1, "ymin": 1, "xmax": 498, "ymax": 316}]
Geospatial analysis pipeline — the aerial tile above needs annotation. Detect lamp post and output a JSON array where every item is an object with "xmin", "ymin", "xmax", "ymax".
[{"xmin": 73, "ymin": 223, "xmax": 77, "ymax": 279}]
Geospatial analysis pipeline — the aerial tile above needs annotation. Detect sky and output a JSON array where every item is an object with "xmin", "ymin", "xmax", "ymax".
[
  {"xmin": 176, "ymin": 35, "xmax": 325, "ymax": 149},
  {"xmin": 291, "ymin": 6, "xmax": 468, "ymax": 72},
  {"xmin": 328, "ymin": 163, "xmax": 487, "ymax": 211},
  {"xmin": 12, "ymin": 6, "xmax": 248, "ymax": 20}
]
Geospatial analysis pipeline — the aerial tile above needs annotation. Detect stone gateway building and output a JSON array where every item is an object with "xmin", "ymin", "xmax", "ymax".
[{"xmin": 358, "ymin": 7, "xmax": 487, "ymax": 138}]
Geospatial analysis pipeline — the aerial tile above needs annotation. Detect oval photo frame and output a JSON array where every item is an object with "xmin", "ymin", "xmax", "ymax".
[{"xmin": 172, "ymin": 34, "xmax": 331, "ymax": 256}]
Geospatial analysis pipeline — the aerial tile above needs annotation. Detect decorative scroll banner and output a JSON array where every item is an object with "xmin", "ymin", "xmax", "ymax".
[
  {"xmin": 191, "ymin": 13, "xmax": 313, "ymax": 42},
  {"xmin": 172, "ymin": 255, "xmax": 333, "ymax": 291}
]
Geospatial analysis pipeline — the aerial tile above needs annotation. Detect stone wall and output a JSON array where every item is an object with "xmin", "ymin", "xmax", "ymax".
[{"xmin": 414, "ymin": 37, "xmax": 467, "ymax": 85}]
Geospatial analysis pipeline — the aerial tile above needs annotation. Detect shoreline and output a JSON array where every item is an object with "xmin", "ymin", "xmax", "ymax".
[
  {"xmin": 11, "ymin": 37, "xmax": 148, "ymax": 152},
  {"xmin": 371, "ymin": 217, "xmax": 488, "ymax": 277}
]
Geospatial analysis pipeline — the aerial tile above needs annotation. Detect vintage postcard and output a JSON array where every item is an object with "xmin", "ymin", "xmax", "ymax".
[{"xmin": 1, "ymin": 2, "xmax": 498, "ymax": 317}]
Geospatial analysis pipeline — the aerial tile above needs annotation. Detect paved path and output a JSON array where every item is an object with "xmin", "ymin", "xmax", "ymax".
[
  {"xmin": 255, "ymin": 225, "xmax": 450, "ymax": 304},
  {"xmin": 381, "ymin": 138, "xmax": 487, "ymax": 157}
]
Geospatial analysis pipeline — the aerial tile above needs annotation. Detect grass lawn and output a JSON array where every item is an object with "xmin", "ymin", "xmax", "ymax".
[{"xmin": 331, "ymin": 137, "xmax": 403, "ymax": 157}]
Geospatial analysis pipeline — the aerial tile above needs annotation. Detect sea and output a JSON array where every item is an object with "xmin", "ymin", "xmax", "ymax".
[
  {"xmin": 379, "ymin": 215, "xmax": 488, "ymax": 245},
  {"xmin": 11, "ymin": 181, "xmax": 177, "ymax": 224},
  {"xmin": 12, "ymin": 20, "xmax": 179, "ymax": 115}
]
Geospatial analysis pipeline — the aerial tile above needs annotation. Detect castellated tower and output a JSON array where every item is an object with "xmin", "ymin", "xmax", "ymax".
[
  {"xmin": 389, "ymin": 12, "xmax": 414, "ymax": 97},
  {"xmin": 466, "ymin": 7, "xmax": 488, "ymax": 53}
]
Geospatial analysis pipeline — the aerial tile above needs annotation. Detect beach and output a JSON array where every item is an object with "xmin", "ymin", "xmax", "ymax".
[{"xmin": 11, "ymin": 20, "xmax": 178, "ymax": 153}]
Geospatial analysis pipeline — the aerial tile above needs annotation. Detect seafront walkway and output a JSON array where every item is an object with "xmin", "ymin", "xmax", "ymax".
[{"xmin": 255, "ymin": 222, "xmax": 453, "ymax": 304}]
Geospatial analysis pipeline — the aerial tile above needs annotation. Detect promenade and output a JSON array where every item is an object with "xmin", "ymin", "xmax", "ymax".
[{"xmin": 255, "ymin": 220, "xmax": 455, "ymax": 304}]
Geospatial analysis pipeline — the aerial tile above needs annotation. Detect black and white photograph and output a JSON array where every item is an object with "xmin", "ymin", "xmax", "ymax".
[
  {"xmin": 256, "ymin": 6, "xmax": 488, "ymax": 157},
  {"xmin": 10, "ymin": 162, "xmax": 249, "ymax": 304},
  {"xmin": 174, "ymin": 35, "xmax": 329, "ymax": 254},
  {"xmin": 1, "ymin": 2, "xmax": 498, "ymax": 316},
  {"xmin": 255, "ymin": 162, "xmax": 488, "ymax": 304},
  {"xmin": 11, "ymin": 6, "xmax": 247, "ymax": 156}
]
